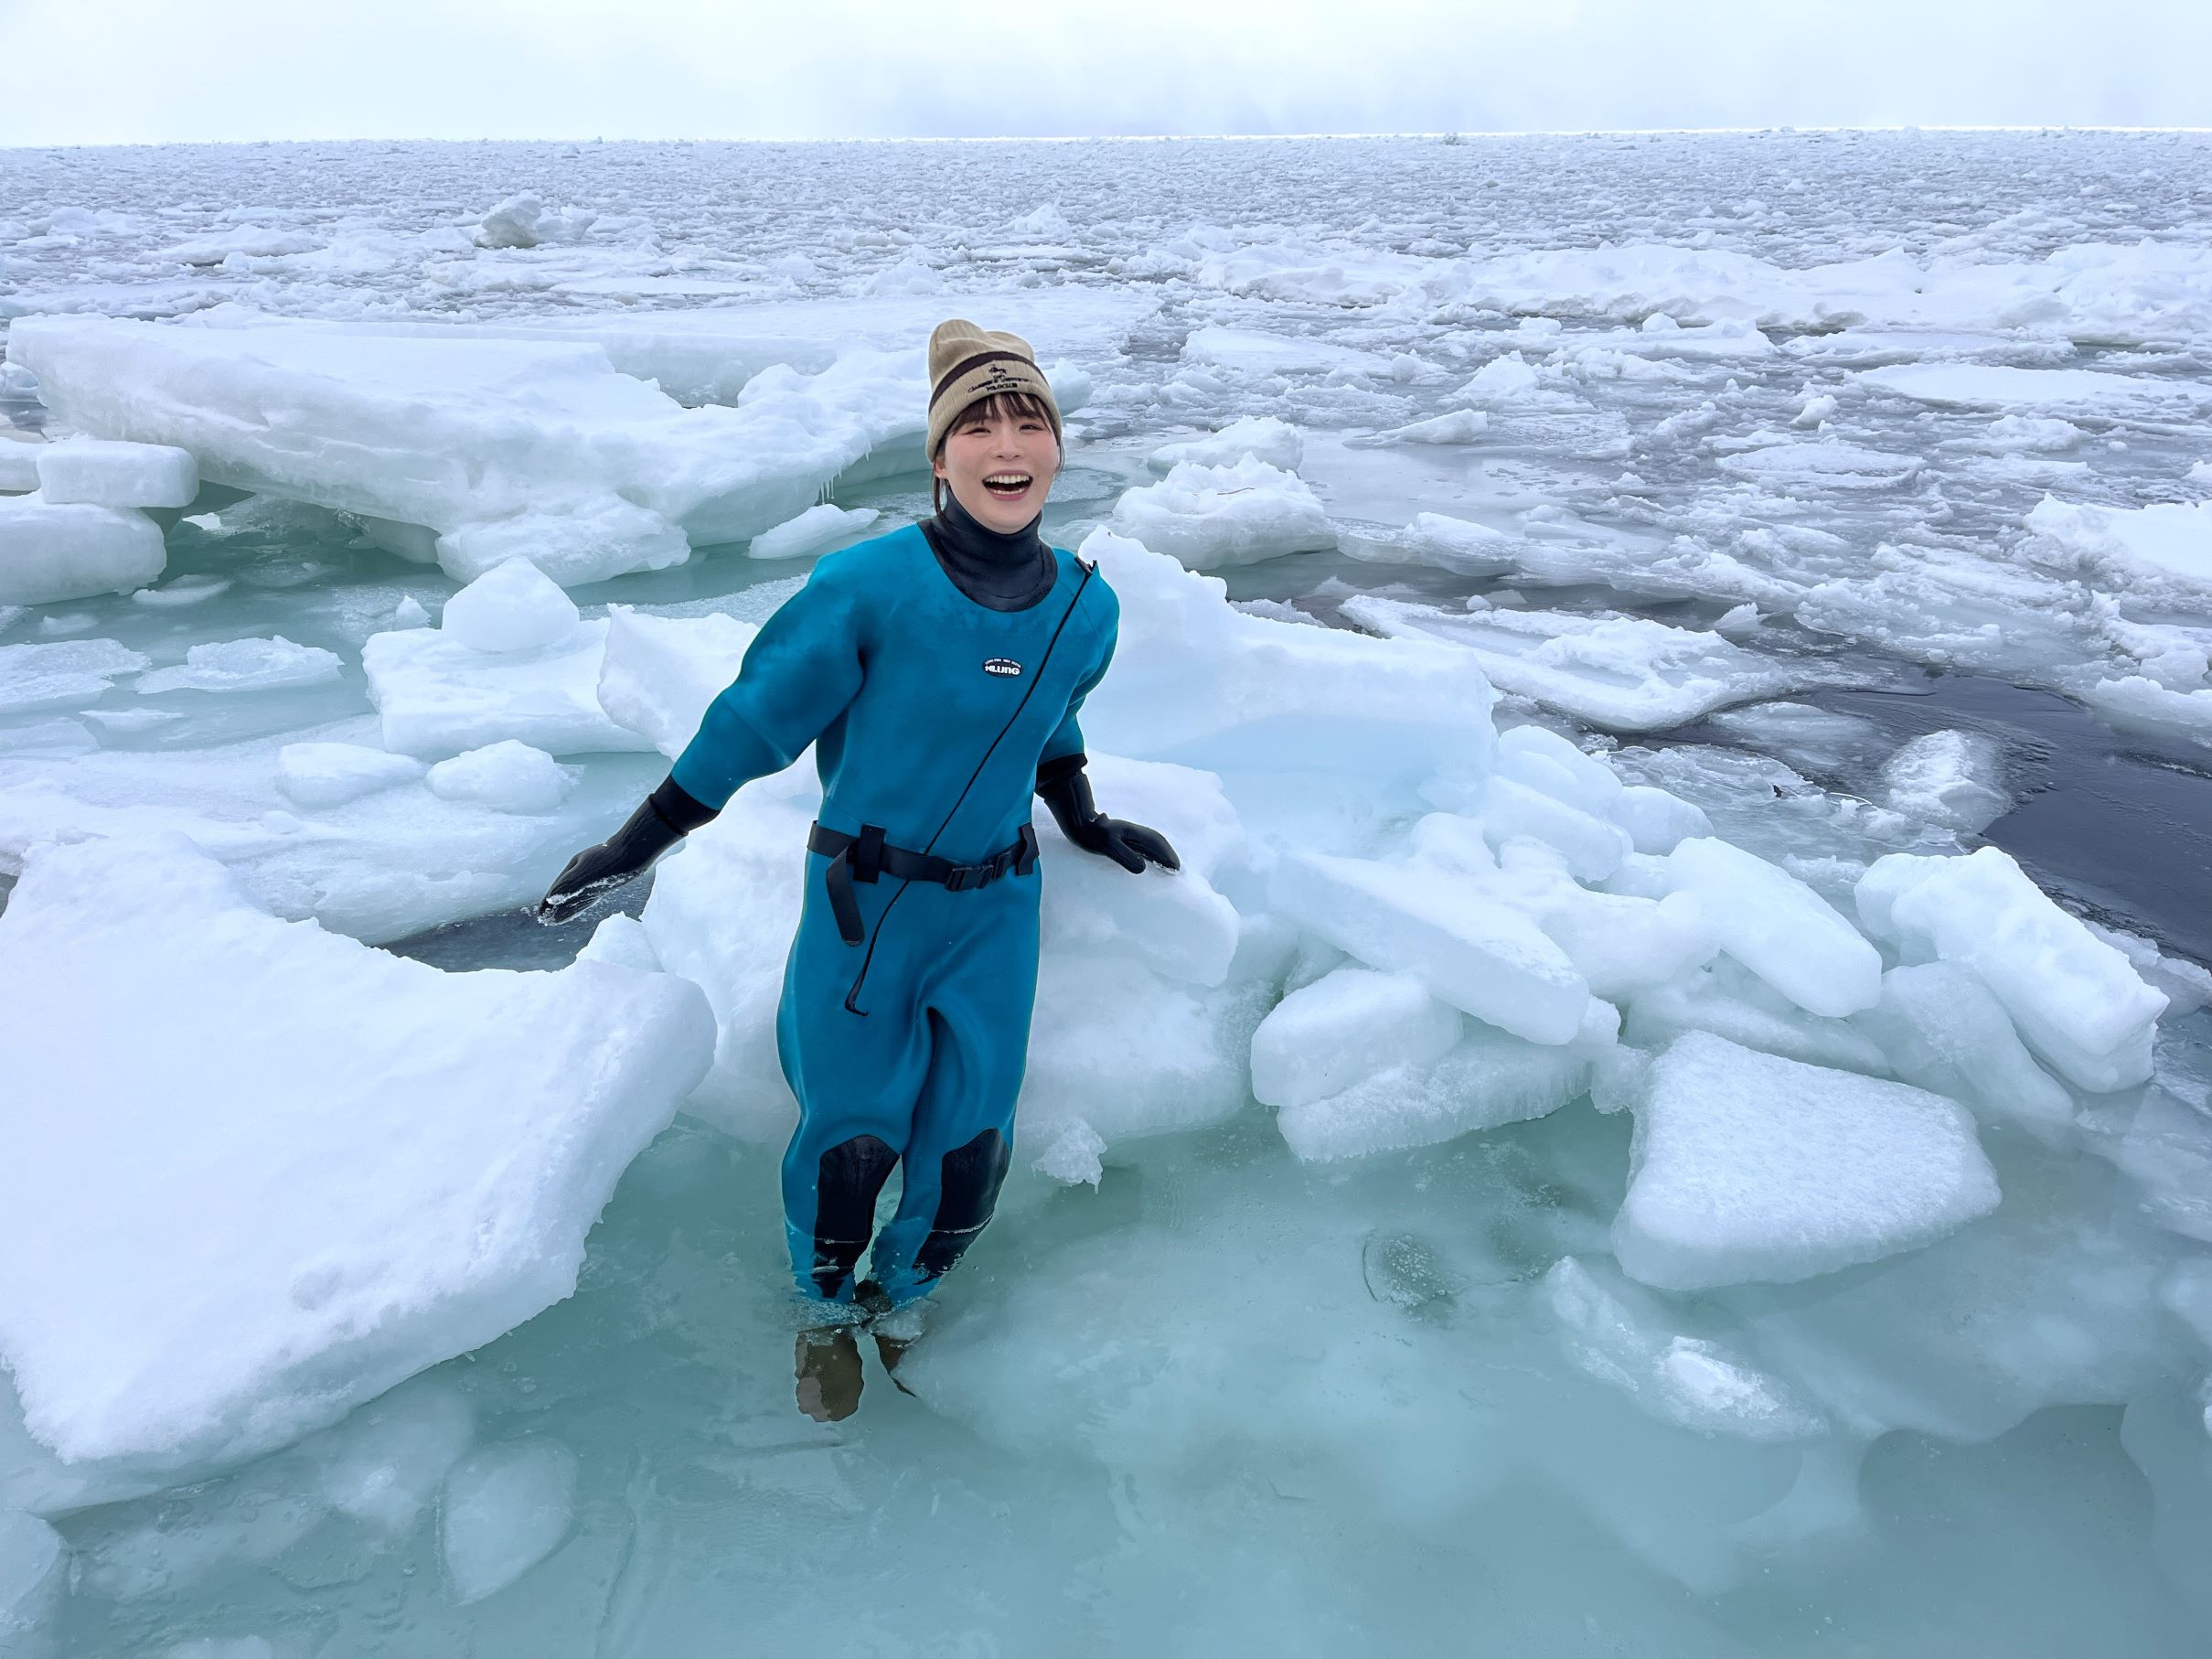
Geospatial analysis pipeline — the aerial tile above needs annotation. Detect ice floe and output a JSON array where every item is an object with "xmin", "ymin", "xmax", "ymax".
[
  {"xmin": 1341, "ymin": 597, "xmax": 1833, "ymax": 730},
  {"xmin": 0, "ymin": 834, "xmax": 713, "ymax": 1475},
  {"xmin": 1612, "ymin": 1033, "xmax": 2002, "ymax": 1290}
]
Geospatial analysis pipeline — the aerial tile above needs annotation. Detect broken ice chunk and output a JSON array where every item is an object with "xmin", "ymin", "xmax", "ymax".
[
  {"xmin": 1660, "ymin": 836, "xmax": 1881, "ymax": 1018},
  {"xmin": 1147, "ymin": 414, "xmax": 1305, "ymax": 474},
  {"xmin": 1856, "ymin": 846, "xmax": 2168, "ymax": 1091},
  {"xmin": 438, "ymin": 558, "xmax": 582, "ymax": 654},
  {"xmin": 748, "ymin": 502, "xmax": 880, "ymax": 561},
  {"xmin": 440, "ymin": 1440, "xmax": 578, "ymax": 1604},
  {"xmin": 1267, "ymin": 849, "xmax": 1592, "ymax": 1044},
  {"xmin": 1249, "ymin": 966, "xmax": 1464, "ymax": 1109},
  {"xmin": 34, "ymin": 437, "xmax": 198, "ymax": 508},
  {"xmin": 1341, "ymin": 597, "xmax": 1827, "ymax": 731},
  {"xmin": 1852, "ymin": 962, "xmax": 2075, "ymax": 1137},
  {"xmin": 1877, "ymin": 729, "xmax": 2008, "ymax": 832},
  {"xmin": 275, "ymin": 742, "xmax": 427, "ymax": 809},
  {"xmin": 0, "ymin": 637, "xmax": 150, "ymax": 712},
  {"xmin": 1607, "ymin": 784, "xmax": 1712, "ymax": 854},
  {"xmin": 1612, "ymin": 1032, "xmax": 2001, "ymax": 1290},
  {"xmin": 425, "ymin": 740, "xmax": 575, "ymax": 815},
  {"xmin": 1277, "ymin": 1011, "xmax": 1612, "ymax": 1164},
  {"xmin": 594, "ymin": 606, "xmax": 755, "ymax": 756},
  {"xmin": 1542, "ymin": 1258, "xmax": 1825, "ymax": 1440},
  {"xmin": 363, "ymin": 612, "xmax": 654, "ymax": 760},
  {"xmin": 135, "ymin": 635, "xmax": 343, "ymax": 695},
  {"xmin": 0, "ymin": 493, "xmax": 166, "ymax": 605},
  {"xmin": 1108, "ymin": 456, "xmax": 1335, "ymax": 569},
  {"xmin": 1031, "ymin": 1119, "xmax": 1107, "ymax": 1186}
]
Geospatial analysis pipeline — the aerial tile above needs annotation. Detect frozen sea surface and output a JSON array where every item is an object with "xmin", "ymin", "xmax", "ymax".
[{"xmin": 5, "ymin": 132, "xmax": 2212, "ymax": 1655}]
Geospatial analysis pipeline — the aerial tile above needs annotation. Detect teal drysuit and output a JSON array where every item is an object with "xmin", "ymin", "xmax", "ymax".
[{"xmin": 669, "ymin": 523, "xmax": 1117, "ymax": 1310}]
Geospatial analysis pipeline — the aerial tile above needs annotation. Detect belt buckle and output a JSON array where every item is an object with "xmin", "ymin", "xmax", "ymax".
[
  {"xmin": 943, "ymin": 863, "xmax": 981, "ymax": 894},
  {"xmin": 1014, "ymin": 822, "xmax": 1039, "ymax": 877}
]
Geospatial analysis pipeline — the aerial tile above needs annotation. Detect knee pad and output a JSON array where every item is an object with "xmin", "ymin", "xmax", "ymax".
[
  {"xmin": 811, "ymin": 1134, "xmax": 897, "ymax": 1299},
  {"xmin": 914, "ymin": 1129, "xmax": 1012, "ymax": 1281}
]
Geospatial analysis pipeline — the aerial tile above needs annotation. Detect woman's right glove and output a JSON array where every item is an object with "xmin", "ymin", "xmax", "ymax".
[{"xmin": 537, "ymin": 776, "xmax": 720, "ymax": 925}]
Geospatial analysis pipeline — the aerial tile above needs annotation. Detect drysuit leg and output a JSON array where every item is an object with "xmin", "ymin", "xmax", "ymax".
[
  {"xmin": 868, "ymin": 921, "xmax": 1040, "ymax": 1306},
  {"xmin": 774, "ymin": 854, "xmax": 935, "ymax": 1310}
]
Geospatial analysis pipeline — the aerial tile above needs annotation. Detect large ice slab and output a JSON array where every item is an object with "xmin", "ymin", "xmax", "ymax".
[
  {"xmin": 0, "ymin": 834, "xmax": 714, "ymax": 1475},
  {"xmin": 1856, "ymin": 846, "xmax": 2169, "ymax": 1091},
  {"xmin": 1613, "ymin": 1033, "xmax": 2002, "ymax": 1290},
  {"xmin": 2025, "ymin": 496, "xmax": 2212, "ymax": 600},
  {"xmin": 1863, "ymin": 362, "xmax": 2212, "ymax": 413},
  {"xmin": 1074, "ymin": 529, "xmax": 1497, "ymax": 808},
  {"xmin": 5, "ymin": 316, "xmax": 943, "ymax": 585},
  {"xmin": 1339, "ymin": 596, "xmax": 1824, "ymax": 731}
]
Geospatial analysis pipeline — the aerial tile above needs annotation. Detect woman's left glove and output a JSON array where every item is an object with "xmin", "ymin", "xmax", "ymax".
[
  {"xmin": 537, "ymin": 776, "xmax": 720, "ymax": 924},
  {"xmin": 1035, "ymin": 754, "xmax": 1180, "ymax": 874}
]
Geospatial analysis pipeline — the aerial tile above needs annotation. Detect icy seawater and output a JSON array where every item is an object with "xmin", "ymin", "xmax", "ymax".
[{"xmin": 4, "ymin": 132, "xmax": 2212, "ymax": 1656}]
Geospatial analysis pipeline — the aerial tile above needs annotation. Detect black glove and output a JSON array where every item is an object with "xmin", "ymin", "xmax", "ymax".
[
  {"xmin": 536, "ymin": 776, "xmax": 720, "ymax": 925},
  {"xmin": 1034, "ymin": 753, "xmax": 1180, "ymax": 875}
]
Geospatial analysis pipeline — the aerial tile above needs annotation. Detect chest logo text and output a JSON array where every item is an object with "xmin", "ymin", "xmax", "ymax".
[{"xmin": 982, "ymin": 658, "xmax": 1023, "ymax": 678}]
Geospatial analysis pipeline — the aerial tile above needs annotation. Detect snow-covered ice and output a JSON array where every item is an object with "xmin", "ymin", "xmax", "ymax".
[{"xmin": 0, "ymin": 835, "xmax": 714, "ymax": 1475}]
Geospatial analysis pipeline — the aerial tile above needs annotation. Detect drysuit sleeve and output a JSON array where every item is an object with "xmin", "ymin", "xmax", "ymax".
[
  {"xmin": 670, "ymin": 565, "xmax": 868, "ymax": 809},
  {"xmin": 1038, "ymin": 588, "xmax": 1117, "ymax": 771}
]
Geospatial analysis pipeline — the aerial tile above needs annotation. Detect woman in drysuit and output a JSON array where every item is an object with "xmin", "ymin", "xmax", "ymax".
[{"xmin": 538, "ymin": 319, "xmax": 1179, "ymax": 1420}]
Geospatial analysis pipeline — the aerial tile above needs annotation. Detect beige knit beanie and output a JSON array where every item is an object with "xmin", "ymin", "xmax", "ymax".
[{"xmin": 925, "ymin": 317, "xmax": 1063, "ymax": 464}]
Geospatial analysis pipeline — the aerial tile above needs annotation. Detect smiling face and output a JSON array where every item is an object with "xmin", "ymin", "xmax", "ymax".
[{"xmin": 932, "ymin": 391, "xmax": 1061, "ymax": 533}]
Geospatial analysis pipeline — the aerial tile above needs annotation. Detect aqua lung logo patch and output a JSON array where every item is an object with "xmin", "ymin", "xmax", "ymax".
[{"xmin": 982, "ymin": 657, "xmax": 1023, "ymax": 678}]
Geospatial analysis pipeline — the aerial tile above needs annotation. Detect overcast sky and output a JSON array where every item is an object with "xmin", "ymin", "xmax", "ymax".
[{"xmin": 1, "ymin": 0, "xmax": 2207, "ymax": 147}]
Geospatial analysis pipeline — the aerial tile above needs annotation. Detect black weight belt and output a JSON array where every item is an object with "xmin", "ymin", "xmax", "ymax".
[{"xmin": 808, "ymin": 819, "xmax": 1040, "ymax": 947}]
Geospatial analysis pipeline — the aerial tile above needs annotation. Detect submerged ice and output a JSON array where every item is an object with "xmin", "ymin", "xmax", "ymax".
[{"xmin": 3, "ymin": 129, "xmax": 2212, "ymax": 1654}]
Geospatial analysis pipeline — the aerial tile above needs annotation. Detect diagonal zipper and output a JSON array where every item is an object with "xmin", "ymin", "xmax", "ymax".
[{"xmin": 841, "ymin": 557, "xmax": 1097, "ymax": 1016}]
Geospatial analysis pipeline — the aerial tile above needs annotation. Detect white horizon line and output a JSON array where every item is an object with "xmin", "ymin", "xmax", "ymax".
[{"xmin": 5, "ymin": 123, "xmax": 2211, "ymax": 155}]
